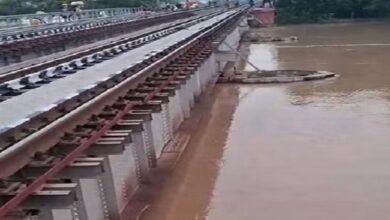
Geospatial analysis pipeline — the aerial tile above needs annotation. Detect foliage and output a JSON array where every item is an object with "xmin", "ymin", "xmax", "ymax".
[
  {"xmin": 276, "ymin": 0, "xmax": 390, "ymax": 24},
  {"xmin": 0, "ymin": 0, "xmax": 156, "ymax": 15}
]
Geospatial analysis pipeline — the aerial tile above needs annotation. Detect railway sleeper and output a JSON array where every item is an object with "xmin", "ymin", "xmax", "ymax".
[
  {"xmin": 0, "ymin": 182, "xmax": 77, "ymax": 210},
  {"xmin": 0, "ymin": 12, "xmax": 193, "ymax": 61},
  {"xmin": 0, "ymin": 22, "xmax": 230, "ymax": 218},
  {"xmin": 0, "ymin": 14, "xmax": 211, "ymax": 100},
  {"xmin": 31, "ymin": 64, "xmax": 204, "ymax": 215},
  {"xmin": 38, "ymin": 119, "xmax": 152, "ymax": 218},
  {"xmin": 21, "ymin": 156, "xmax": 106, "ymax": 179},
  {"xmin": 0, "ymin": 44, "xmax": 207, "ymax": 148}
]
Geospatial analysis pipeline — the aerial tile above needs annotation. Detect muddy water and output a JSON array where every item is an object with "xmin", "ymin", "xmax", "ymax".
[{"xmin": 142, "ymin": 22, "xmax": 390, "ymax": 220}]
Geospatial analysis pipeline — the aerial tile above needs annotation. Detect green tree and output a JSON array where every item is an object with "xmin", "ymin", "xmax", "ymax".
[
  {"xmin": 334, "ymin": 0, "xmax": 372, "ymax": 18},
  {"xmin": 367, "ymin": 0, "xmax": 390, "ymax": 14},
  {"xmin": 0, "ymin": 0, "xmax": 152, "ymax": 15},
  {"xmin": 276, "ymin": 0, "xmax": 334, "ymax": 23},
  {"xmin": 276, "ymin": 0, "xmax": 390, "ymax": 24}
]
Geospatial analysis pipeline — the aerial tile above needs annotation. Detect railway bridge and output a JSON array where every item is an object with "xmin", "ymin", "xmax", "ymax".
[{"xmin": 0, "ymin": 6, "xmax": 249, "ymax": 220}]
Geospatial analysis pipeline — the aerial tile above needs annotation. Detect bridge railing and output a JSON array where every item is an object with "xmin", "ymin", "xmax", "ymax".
[{"xmin": 0, "ymin": 7, "xmax": 144, "ymax": 28}]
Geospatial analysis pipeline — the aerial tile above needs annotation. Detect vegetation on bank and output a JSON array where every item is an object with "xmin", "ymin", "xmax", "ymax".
[
  {"xmin": 2, "ymin": 0, "xmax": 390, "ymax": 20},
  {"xmin": 0, "ymin": 0, "xmax": 159, "ymax": 15},
  {"xmin": 276, "ymin": 0, "xmax": 390, "ymax": 24}
]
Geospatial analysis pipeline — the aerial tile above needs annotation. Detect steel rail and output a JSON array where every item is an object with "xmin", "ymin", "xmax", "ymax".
[
  {"xmin": 0, "ymin": 10, "xmax": 190, "ymax": 44},
  {"xmin": 0, "ymin": 10, "xmax": 216, "ymax": 83},
  {"xmin": 0, "ymin": 8, "xmax": 246, "ymax": 217},
  {"xmin": 0, "ymin": 11, "xmax": 221, "ymax": 90},
  {"xmin": 0, "ymin": 11, "xmax": 227, "ymax": 153},
  {"xmin": 0, "ymin": 8, "xmax": 204, "ymax": 45},
  {"xmin": 0, "ymin": 8, "xmax": 203, "ymax": 37},
  {"xmin": 0, "ymin": 7, "xmax": 143, "ymax": 29},
  {"xmin": 0, "ymin": 13, "xmax": 138, "ymax": 40},
  {"xmin": 0, "ymin": 8, "xmax": 244, "ymax": 174},
  {"xmin": 0, "ymin": 11, "xmax": 194, "ymax": 67}
]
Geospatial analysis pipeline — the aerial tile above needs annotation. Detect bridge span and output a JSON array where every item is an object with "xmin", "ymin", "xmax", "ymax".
[{"xmin": 0, "ymin": 7, "xmax": 249, "ymax": 220}]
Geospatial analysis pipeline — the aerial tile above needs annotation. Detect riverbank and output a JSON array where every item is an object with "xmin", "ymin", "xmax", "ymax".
[{"xmin": 276, "ymin": 17, "xmax": 390, "ymax": 27}]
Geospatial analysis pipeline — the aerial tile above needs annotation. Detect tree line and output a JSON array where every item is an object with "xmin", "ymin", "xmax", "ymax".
[
  {"xmin": 0, "ymin": 0, "xmax": 157, "ymax": 15},
  {"xmin": 2, "ymin": 0, "xmax": 390, "ymax": 19},
  {"xmin": 276, "ymin": 0, "xmax": 390, "ymax": 24}
]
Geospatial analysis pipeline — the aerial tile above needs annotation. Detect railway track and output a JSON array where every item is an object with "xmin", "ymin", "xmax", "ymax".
[
  {"xmin": 0, "ymin": 9, "xmax": 199, "ymax": 45},
  {"xmin": 0, "ymin": 9, "xmax": 219, "ymax": 83},
  {"xmin": 0, "ymin": 10, "xmax": 194, "ymax": 67},
  {"xmin": 0, "ymin": 10, "xmax": 217, "ymax": 80},
  {"xmin": 0, "ymin": 10, "xmax": 223, "ymax": 100},
  {"xmin": 0, "ymin": 11, "xmax": 226, "ymax": 149},
  {"xmin": 0, "ymin": 7, "xmax": 246, "ymax": 218},
  {"xmin": 0, "ymin": 7, "xmax": 143, "ymax": 29},
  {"xmin": 0, "ymin": 12, "xmax": 142, "ymax": 44}
]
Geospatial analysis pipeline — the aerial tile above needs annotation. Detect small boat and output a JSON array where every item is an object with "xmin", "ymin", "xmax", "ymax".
[{"xmin": 219, "ymin": 70, "xmax": 337, "ymax": 84}]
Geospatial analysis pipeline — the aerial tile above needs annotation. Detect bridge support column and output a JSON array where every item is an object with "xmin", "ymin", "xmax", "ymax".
[
  {"xmin": 134, "ymin": 102, "xmax": 167, "ymax": 159},
  {"xmin": 179, "ymin": 80, "xmax": 191, "ymax": 119},
  {"xmin": 216, "ymin": 28, "xmax": 241, "ymax": 67},
  {"xmin": 131, "ymin": 129, "xmax": 152, "ymax": 184},
  {"xmin": 238, "ymin": 18, "xmax": 250, "ymax": 35},
  {"xmin": 150, "ymin": 110, "xmax": 167, "ymax": 158},
  {"xmin": 161, "ymin": 102, "xmax": 173, "ymax": 147},
  {"xmin": 168, "ymin": 89, "xmax": 184, "ymax": 132}
]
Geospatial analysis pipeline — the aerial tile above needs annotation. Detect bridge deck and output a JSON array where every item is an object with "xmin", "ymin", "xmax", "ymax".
[
  {"xmin": 0, "ymin": 15, "xmax": 194, "ymax": 76},
  {"xmin": 0, "ymin": 11, "xmax": 234, "ymax": 131}
]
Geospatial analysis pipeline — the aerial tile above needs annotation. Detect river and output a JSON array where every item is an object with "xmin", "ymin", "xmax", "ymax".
[{"xmin": 141, "ymin": 22, "xmax": 390, "ymax": 220}]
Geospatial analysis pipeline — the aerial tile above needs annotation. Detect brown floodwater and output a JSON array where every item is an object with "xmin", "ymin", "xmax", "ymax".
[{"xmin": 142, "ymin": 22, "xmax": 390, "ymax": 220}]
